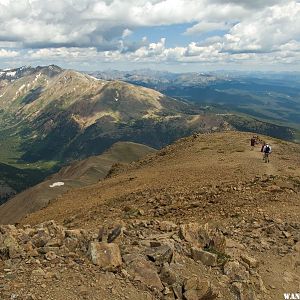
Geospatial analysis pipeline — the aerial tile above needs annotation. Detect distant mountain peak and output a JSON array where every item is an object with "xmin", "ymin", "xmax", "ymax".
[{"xmin": 0, "ymin": 64, "xmax": 63, "ymax": 82}]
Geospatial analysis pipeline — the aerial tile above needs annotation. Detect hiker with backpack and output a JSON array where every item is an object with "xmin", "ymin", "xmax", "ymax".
[
  {"xmin": 250, "ymin": 136, "xmax": 256, "ymax": 150},
  {"xmin": 262, "ymin": 143, "xmax": 272, "ymax": 163},
  {"xmin": 261, "ymin": 141, "xmax": 266, "ymax": 153}
]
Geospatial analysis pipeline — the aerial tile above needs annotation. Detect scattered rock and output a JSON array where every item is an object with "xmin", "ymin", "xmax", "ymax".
[
  {"xmin": 45, "ymin": 251, "xmax": 57, "ymax": 261},
  {"xmin": 183, "ymin": 276, "xmax": 218, "ymax": 300},
  {"xmin": 224, "ymin": 261, "xmax": 249, "ymax": 282},
  {"xmin": 31, "ymin": 268, "xmax": 46, "ymax": 277},
  {"xmin": 241, "ymin": 254, "xmax": 258, "ymax": 268},
  {"xmin": 125, "ymin": 256, "xmax": 164, "ymax": 291},
  {"xmin": 145, "ymin": 244, "xmax": 173, "ymax": 264},
  {"xmin": 232, "ymin": 282, "xmax": 256, "ymax": 300},
  {"xmin": 2, "ymin": 234, "xmax": 23, "ymax": 259},
  {"xmin": 107, "ymin": 225, "xmax": 122, "ymax": 243},
  {"xmin": 88, "ymin": 242, "xmax": 122, "ymax": 270},
  {"xmin": 179, "ymin": 223, "xmax": 209, "ymax": 248},
  {"xmin": 159, "ymin": 264, "xmax": 181, "ymax": 286},
  {"xmin": 191, "ymin": 248, "xmax": 218, "ymax": 266},
  {"xmin": 159, "ymin": 221, "xmax": 177, "ymax": 232},
  {"xmin": 294, "ymin": 241, "xmax": 300, "ymax": 252}
]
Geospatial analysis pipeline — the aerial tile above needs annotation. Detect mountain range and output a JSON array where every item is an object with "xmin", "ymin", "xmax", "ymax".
[
  {"xmin": 0, "ymin": 65, "xmax": 227, "ymax": 204},
  {"xmin": 88, "ymin": 69, "xmax": 300, "ymax": 136},
  {"xmin": 0, "ymin": 65, "xmax": 228, "ymax": 164},
  {"xmin": 0, "ymin": 65, "xmax": 297, "ymax": 205}
]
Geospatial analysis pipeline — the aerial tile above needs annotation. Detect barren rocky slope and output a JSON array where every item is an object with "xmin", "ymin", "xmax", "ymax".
[{"xmin": 0, "ymin": 131, "xmax": 300, "ymax": 300}]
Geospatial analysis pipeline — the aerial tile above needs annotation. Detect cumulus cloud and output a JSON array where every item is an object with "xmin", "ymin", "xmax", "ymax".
[
  {"xmin": 0, "ymin": 0, "xmax": 246, "ymax": 49},
  {"xmin": 0, "ymin": 0, "xmax": 299, "ymax": 69},
  {"xmin": 208, "ymin": 0, "xmax": 286, "ymax": 9},
  {"xmin": 223, "ymin": 1, "xmax": 300, "ymax": 53},
  {"xmin": 0, "ymin": 49, "xmax": 19, "ymax": 58},
  {"xmin": 184, "ymin": 22, "xmax": 231, "ymax": 35},
  {"xmin": 122, "ymin": 29, "xmax": 133, "ymax": 39}
]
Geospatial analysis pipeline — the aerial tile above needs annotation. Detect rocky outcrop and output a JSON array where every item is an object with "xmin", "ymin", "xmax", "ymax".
[
  {"xmin": 88, "ymin": 242, "xmax": 122, "ymax": 270},
  {"xmin": 2, "ymin": 217, "xmax": 295, "ymax": 299}
]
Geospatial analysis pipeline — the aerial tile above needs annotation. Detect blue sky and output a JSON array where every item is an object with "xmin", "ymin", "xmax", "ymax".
[
  {"xmin": 132, "ymin": 24, "xmax": 193, "ymax": 47},
  {"xmin": 0, "ymin": 0, "xmax": 300, "ymax": 72},
  {"xmin": 130, "ymin": 23, "xmax": 230, "ymax": 47}
]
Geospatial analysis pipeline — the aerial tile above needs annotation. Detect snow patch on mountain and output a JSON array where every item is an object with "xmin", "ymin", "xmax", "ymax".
[
  {"xmin": 6, "ymin": 71, "xmax": 17, "ymax": 77},
  {"xmin": 49, "ymin": 182, "xmax": 65, "ymax": 188}
]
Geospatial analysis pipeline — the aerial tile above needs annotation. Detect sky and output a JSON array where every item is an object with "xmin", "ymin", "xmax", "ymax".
[{"xmin": 0, "ymin": 0, "xmax": 300, "ymax": 72}]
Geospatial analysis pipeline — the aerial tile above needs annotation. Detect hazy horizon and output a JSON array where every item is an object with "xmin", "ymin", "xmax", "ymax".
[{"xmin": 2, "ymin": 64, "xmax": 300, "ymax": 76}]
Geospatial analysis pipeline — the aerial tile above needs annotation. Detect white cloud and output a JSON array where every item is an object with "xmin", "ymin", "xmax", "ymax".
[
  {"xmin": 0, "ymin": 0, "xmax": 248, "ymax": 49},
  {"xmin": 122, "ymin": 29, "xmax": 133, "ymax": 39},
  {"xmin": 0, "ymin": 0, "xmax": 299, "ymax": 70},
  {"xmin": 184, "ymin": 21, "xmax": 231, "ymax": 35},
  {"xmin": 0, "ymin": 49, "xmax": 19, "ymax": 58},
  {"xmin": 223, "ymin": 1, "xmax": 300, "ymax": 53},
  {"xmin": 209, "ymin": 0, "xmax": 286, "ymax": 9}
]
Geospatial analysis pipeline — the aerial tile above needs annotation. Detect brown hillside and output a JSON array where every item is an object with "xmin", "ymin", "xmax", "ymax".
[
  {"xmin": 1, "ymin": 131, "xmax": 300, "ymax": 300},
  {"xmin": 0, "ymin": 142, "xmax": 155, "ymax": 225},
  {"xmin": 23, "ymin": 131, "xmax": 300, "ymax": 227}
]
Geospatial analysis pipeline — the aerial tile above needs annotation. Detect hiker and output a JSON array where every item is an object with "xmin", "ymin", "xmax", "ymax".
[
  {"xmin": 250, "ymin": 136, "xmax": 256, "ymax": 150},
  {"xmin": 262, "ymin": 143, "xmax": 272, "ymax": 163},
  {"xmin": 261, "ymin": 141, "xmax": 266, "ymax": 152}
]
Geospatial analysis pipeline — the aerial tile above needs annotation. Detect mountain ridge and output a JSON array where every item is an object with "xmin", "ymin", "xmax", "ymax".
[
  {"xmin": 20, "ymin": 130, "xmax": 300, "ymax": 227},
  {"xmin": 88, "ymin": 69, "xmax": 300, "ymax": 134},
  {"xmin": 0, "ymin": 131, "xmax": 299, "ymax": 299},
  {"xmin": 0, "ymin": 65, "xmax": 297, "ymax": 207},
  {"xmin": 0, "ymin": 65, "xmax": 229, "ymax": 164}
]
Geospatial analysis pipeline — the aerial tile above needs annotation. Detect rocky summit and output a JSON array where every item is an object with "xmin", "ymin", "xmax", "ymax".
[
  {"xmin": 0, "ymin": 131, "xmax": 299, "ymax": 299},
  {"xmin": 0, "ymin": 216, "xmax": 299, "ymax": 299}
]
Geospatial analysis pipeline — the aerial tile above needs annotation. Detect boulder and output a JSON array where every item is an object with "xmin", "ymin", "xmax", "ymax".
[
  {"xmin": 40, "ymin": 220, "xmax": 65, "ymax": 240},
  {"xmin": 183, "ymin": 276, "xmax": 218, "ymax": 300},
  {"xmin": 225, "ymin": 238, "xmax": 246, "ymax": 260},
  {"xmin": 64, "ymin": 237, "xmax": 80, "ymax": 252},
  {"xmin": 191, "ymin": 248, "xmax": 218, "ymax": 266},
  {"xmin": 209, "ymin": 229, "xmax": 226, "ymax": 253},
  {"xmin": 179, "ymin": 223, "xmax": 225, "ymax": 253},
  {"xmin": 0, "ymin": 225, "xmax": 17, "ymax": 235},
  {"xmin": 88, "ymin": 242, "xmax": 122, "ymax": 270},
  {"xmin": 145, "ymin": 244, "xmax": 173, "ymax": 264},
  {"xmin": 125, "ymin": 255, "xmax": 164, "ymax": 291},
  {"xmin": 172, "ymin": 283, "xmax": 183, "ymax": 299},
  {"xmin": 160, "ymin": 264, "xmax": 181, "ymax": 286},
  {"xmin": 179, "ymin": 223, "xmax": 209, "ymax": 248},
  {"xmin": 224, "ymin": 261, "xmax": 249, "ymax": 282},
  {"xmin": 241, "ymin": 254, "xmax": 259, "ymax": 268},
  {"xmin": 1, "ymin": 234, "xmax": 23, "ymax": 259},
  {"xmin": 159, "ymin": 221, "xmax": 178, "ymax": 232},
  {"xmin": 31, "ymin": 230, "xmax": 51, "ymax": 248},
  {"xmin": 232, "ymin": 282, "xmax": 256, "ymax": 300},
  {"xmin": 107, "ymin": 225, "xmax": 123, "ymax": 243}
]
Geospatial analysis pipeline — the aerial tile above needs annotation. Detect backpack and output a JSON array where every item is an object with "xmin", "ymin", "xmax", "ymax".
[{"xmin": 264, "ymin": 146, "xmax": 270, "ymax": 153}]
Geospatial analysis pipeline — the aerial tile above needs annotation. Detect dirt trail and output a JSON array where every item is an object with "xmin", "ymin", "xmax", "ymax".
[{"xmin": 247, "ymin": 143, "xmax": 277, "ymax": 176}]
